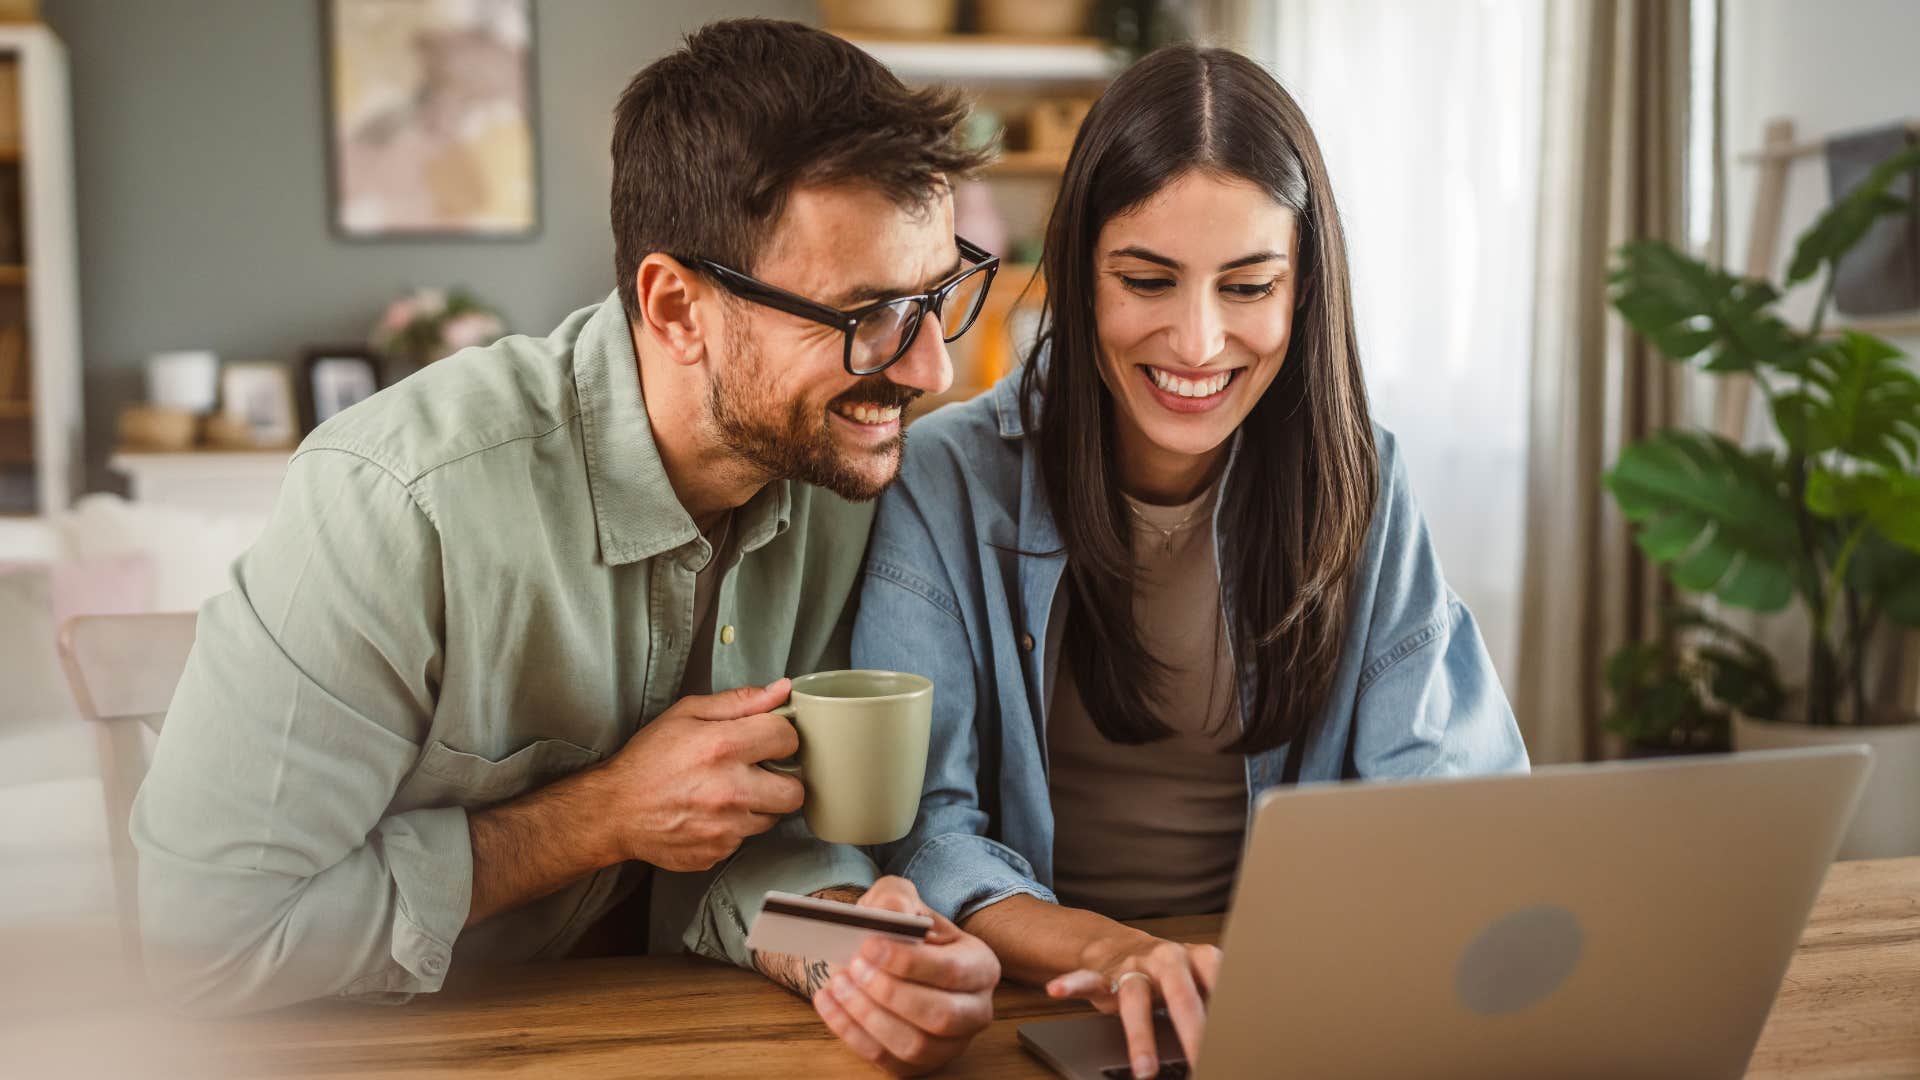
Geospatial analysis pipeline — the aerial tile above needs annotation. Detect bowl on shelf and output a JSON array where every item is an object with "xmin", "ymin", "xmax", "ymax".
[{"xmin": 820, "ymin": 0, "xmax": 958, "ymax": 36}]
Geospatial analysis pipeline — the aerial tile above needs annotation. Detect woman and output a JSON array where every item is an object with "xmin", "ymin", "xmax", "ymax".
[{"xmin": 846, "ymin": 44, "xmax": 1528, "ymax": 1076}]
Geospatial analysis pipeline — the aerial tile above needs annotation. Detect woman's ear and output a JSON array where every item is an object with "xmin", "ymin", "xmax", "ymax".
[{"xmin": 634, "ymin": 253, "xmax": 713, "ymax": 367}]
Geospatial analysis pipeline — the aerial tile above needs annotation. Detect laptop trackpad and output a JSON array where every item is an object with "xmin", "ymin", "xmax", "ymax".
[{"xmin": 1018, "ymin": 1010, "xmax": 1189, "ymax": 1079}]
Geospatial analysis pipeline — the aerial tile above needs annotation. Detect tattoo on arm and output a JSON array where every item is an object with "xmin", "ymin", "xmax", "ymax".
[
  {"xmin": 752, "ymin": 949, "xmax": 834, "ymax": 999},
  {"xmin": 751, "ymin": 884, "xmax": 867, "ymax": 999},
  {"xmin": 802, "ymin": 957, "xmax": 831, "ymax": 997}
]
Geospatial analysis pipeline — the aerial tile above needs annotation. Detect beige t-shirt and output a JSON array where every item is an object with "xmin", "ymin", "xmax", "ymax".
[{"xmin": 1045, "ymin": 479, "xmax": 1249, "ymax": 921}]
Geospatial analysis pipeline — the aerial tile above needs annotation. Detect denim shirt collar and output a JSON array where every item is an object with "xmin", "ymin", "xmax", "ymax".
[{"xmin": 990, "ymin": 366, "xmax": 1278, "ymax": 784}]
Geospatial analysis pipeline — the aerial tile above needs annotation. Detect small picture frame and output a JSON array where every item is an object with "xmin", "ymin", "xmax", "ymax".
[
  {"xmin": 300, "ymin": 347, "xmax": 383, "ymax": 431},
  {"xmin": 220, "ymin": 362, "xmax": 300, "ymax": 448}
]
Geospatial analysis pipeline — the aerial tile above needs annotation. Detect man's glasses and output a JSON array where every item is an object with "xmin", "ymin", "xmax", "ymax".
[{"xmin": 687, "ymin": 237, "xmax": 1000, "ymax": 376}]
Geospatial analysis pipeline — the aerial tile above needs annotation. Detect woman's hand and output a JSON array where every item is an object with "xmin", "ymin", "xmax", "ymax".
[{"xmin": 1045, "ymin": 934, "xmax": 1223, "ymax": 1079}]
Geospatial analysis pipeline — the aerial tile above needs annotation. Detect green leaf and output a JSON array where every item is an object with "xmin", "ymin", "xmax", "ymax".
[
  {"xmin": 1807, "ymin": 468, "xmax": 1882, "ymax": 516},
  {"xmin": 1851, "ymin": 531, "xmax": 1920, "ymax": 626},
  {"xmin": 1610, "ymin": 241, "xmax": 1815, "ymax": 375},
  {"xmin": 1808, "ymin": 469, "xmax": 1920, "ymax": 552},
  {"xmin": 1698, "ymin": 643, "xmax": 1785, "ymax": 722},
  {"xmin": 1787, "ymin": 142, "xmax": 1920, "ymax": 285},
  {"xmin": 1605, "ymin": 432, "xmax": 1801, "ymax": 611},
  {"xmin": 1603, "ymin": 640, "xmax": 1710, "ymax": 746},
  {"xmin": 1772, "ymin": 332, "xmax": 1920, "ymax": 468},
  {"xmin": 1871, "ymin": 472, "xmax": 1920, "ymax": 551}
]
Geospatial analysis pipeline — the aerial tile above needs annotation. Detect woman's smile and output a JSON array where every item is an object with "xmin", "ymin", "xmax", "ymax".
[{"xmin": 1138, "ymin": 364, "xmax": 1245, "ymax": 413}]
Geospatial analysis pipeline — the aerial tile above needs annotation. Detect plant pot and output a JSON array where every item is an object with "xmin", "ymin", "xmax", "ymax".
[
  {"xmin": 975, "ymin": 0, "xmax": 1092, "ymax": 37},
  {"xmin": 1620, "ymin": 739, "xmax": 1723, "ymax": 760},
  {"xmin": 819, "ymin": 0, "xmax": 958, "ymax": 35},
  {"xmin": 1733, "ymin": 710, "xmax": 1920, "ymax": 859}
]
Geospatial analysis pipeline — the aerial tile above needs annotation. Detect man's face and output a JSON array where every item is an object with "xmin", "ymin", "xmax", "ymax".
[{"xmin": 705, "ymin": 182, "xmax": 958, "ymax": 502}]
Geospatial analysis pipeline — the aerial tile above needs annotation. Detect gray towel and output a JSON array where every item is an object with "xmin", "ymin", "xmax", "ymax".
[{"xmin": 1824, "ymin": 123, "xmax": 1920, "ymax": 317}]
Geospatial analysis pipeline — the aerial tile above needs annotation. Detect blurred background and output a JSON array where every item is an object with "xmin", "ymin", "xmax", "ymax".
[{"xmin": 2, "ymin": 0, "xmax": 1918, "ymax": 1009}]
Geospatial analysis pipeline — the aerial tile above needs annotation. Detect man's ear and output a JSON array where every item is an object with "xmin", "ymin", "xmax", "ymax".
[{"xmin": 634, "ymin": 253, "xmax": 713, "ymax": 367}]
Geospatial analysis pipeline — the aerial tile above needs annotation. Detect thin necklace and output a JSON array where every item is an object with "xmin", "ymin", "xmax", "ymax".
[{"xmin": 1125, "ymin": 499, "xmax": 1210, "ymax": 554}]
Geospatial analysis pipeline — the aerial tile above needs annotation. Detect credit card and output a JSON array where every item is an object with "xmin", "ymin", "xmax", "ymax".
[{"xmin": 745, "ymin": 890, "xmax": 933, "ymax": 969}]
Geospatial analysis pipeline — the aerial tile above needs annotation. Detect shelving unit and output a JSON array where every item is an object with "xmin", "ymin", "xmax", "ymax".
[
  {"xmin": 0, "ymin": 23, "xmax": 79, "ymax": 514},
  {"xmin": 836, "ymin": 31, "xmax": 1115, "ymax": 396},
  {"xmin": 984, "ymin": 150, "xmax": 1072, "ymax": 177},
  {"xmin": 836, "ymin": 33, "xmax": 1121, "ymax": 83}
]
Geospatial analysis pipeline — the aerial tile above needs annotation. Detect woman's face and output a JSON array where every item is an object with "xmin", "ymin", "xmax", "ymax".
[{"xmin": 1093, "ymin": 170, "xmax": 1300, "ymax": 473}]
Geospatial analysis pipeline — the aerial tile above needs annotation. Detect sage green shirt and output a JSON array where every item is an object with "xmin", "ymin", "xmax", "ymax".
[{"xmin": 131, "ymin": 293, "xmax": 878, "ymax": 1015}]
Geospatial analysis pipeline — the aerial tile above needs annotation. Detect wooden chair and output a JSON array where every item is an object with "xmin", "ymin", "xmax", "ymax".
[{"xmin": 54, "ymin": 611, "xmax": 196, "ymax": 968}]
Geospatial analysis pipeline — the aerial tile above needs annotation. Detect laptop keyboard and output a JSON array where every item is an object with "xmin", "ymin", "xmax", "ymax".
[{"xmin": 1101, "ymin": 1063, "xmax": 1191, "ymax": 1079}]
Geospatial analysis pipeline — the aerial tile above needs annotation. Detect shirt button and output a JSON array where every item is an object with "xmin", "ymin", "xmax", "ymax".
[
  {"xmin": 720, "ymin": 624, "xmax": 736, "ymax": 645},
  {"xmin": 1019, "ymin": 632, "xmax": 1035, "ymax": 652},
  {"xmin": 422, "ymin": 953, "xmax": 446, "ymax": 976}
]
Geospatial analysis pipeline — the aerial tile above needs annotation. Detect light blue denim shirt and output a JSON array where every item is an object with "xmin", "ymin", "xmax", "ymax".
[{"xmin": 853, "ymin": 368, "xmax": 1530, "ymax": 923}]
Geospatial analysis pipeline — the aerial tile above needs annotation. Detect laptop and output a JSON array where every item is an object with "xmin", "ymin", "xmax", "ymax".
[{"xmin": 1019, "ymin": 746, "xmax": 1871, "ymax": 1080}]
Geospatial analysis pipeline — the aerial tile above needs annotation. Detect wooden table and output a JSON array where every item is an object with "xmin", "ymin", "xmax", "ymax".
[{"xmin": 10, "ymin": 859, "xmax": 1919, "ymax": 1078}]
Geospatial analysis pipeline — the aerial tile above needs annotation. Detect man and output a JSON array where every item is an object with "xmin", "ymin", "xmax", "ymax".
[{"xmin": 134, "ymin": 19, "xmax": 999, "ymax": 1074}]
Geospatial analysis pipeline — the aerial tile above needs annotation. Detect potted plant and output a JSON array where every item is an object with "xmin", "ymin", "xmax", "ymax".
[
  {"xmin": 1603, "ymin": 603, "xmax": 1784, "ymax": 756},
  {"xmin": 1603, "ymin": 144, "xmax": 1920, "ymax": 857},
  {"xmin": 370, "ymin": 287, "xmax": 507, "ymax": 375}
]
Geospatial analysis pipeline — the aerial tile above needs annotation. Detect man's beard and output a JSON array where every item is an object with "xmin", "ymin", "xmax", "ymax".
[{"xmin": 707, "ymin": 329, "xmax": 920, "ymax": 502}]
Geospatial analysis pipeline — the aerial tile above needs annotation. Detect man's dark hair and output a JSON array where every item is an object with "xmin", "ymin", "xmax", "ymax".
[{"xmin": 611, "ymin": 19, "xmax": 990, "ymax": 318}]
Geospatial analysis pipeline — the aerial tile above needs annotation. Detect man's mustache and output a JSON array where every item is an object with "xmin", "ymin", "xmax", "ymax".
[{"xmin": 830, "ymin": 379, "xmax": 922, "ymax": 412}]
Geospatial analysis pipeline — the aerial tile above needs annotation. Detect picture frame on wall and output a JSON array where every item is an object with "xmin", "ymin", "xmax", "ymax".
[
  {"xmin": 219, "ymin": 362, "xmax": 300, "ymax": 449},
  {"xmin": 321, "ymin": 0, "xmax": 539, "ymax": 239},
  {"xmin": 300, "ymin": 347, "xmax": 384, "ymax": 431}
]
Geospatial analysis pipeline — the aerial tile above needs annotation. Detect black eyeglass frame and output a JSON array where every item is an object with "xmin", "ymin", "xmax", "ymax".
[{"xmin": 685, "ymin": 236, "xmax": 1000, "ymax": 376}]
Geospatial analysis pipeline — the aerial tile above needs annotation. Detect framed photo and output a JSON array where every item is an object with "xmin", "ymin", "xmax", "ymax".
[
  {"xmin": 322, "ymin": 0, "xmax": 539, "ymax": 238},
  {"xmin": 301, "ymin": 347, "xmax": 384, "ymax": 430},
  {"xmin": 220, "ymin": 363, "xmax": 300, "ymax": 448}
]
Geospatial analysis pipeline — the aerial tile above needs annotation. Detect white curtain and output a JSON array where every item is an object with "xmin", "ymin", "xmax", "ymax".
[{"xmin": 1258, "ymin": 2, "xmax": 1546, "ymax": 687}]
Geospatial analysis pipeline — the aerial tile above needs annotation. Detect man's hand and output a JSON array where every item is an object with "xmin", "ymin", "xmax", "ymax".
[
  {"xmin": 810, "ymin": 877, "xmax": 1000, "ymax": 1076},
  {"xmin": 465, "ymin": 680, "xmax": 803, "ymax": 927},
  {"xmin": 599, "ymin": 679, "xmax": 806, "ymax": 871}
]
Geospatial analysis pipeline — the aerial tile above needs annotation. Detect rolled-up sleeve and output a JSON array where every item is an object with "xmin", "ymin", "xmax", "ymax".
[
  {"xmin": 663, "ymin": 813, "xmax": 878, "ymax": 967},
  {"xmin": 132, "ymin": 448, "xmax": 465, "ymax": 1016}
]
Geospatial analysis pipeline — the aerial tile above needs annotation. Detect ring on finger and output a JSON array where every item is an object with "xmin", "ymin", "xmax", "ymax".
[{"xmin": 1109, "ymin": 970, "xmax": 1153, "ymax": 996}]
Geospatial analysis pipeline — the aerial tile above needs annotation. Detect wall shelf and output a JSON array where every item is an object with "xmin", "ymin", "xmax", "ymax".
[
  {"xmin": 837, "ymin": 33, "xmax": 1120, "ymax": 82},
  {"xmin": 985, "ymin": 150, "xmax": 1070, "ymax": 176},
  {"xmin": 109, "ymin": 450, "xmax": 291, "ymax": 515},
  {"xmin": 1818, "ymin": 315, "xmax": 1920, "ymax": 340}
]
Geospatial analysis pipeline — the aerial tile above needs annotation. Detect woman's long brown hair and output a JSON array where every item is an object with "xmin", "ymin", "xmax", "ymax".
[{"xmin": 1022, "ymin": 44, "xmax": 1378, "ymax": 754}]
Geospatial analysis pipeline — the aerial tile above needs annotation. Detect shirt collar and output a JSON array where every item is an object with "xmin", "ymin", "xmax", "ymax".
[
  {"xmin": 993, "ymin": 346, "xmax": 1047, "ymax": 440},
  {"xmin": 573, "ymin": 292, "xmax": 791, "ymax": 567}
]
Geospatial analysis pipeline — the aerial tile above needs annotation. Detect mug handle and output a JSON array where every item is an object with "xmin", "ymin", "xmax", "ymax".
[{"xmin": 761, "ymin": 703, "xmax": 802, "ymax": 775}]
